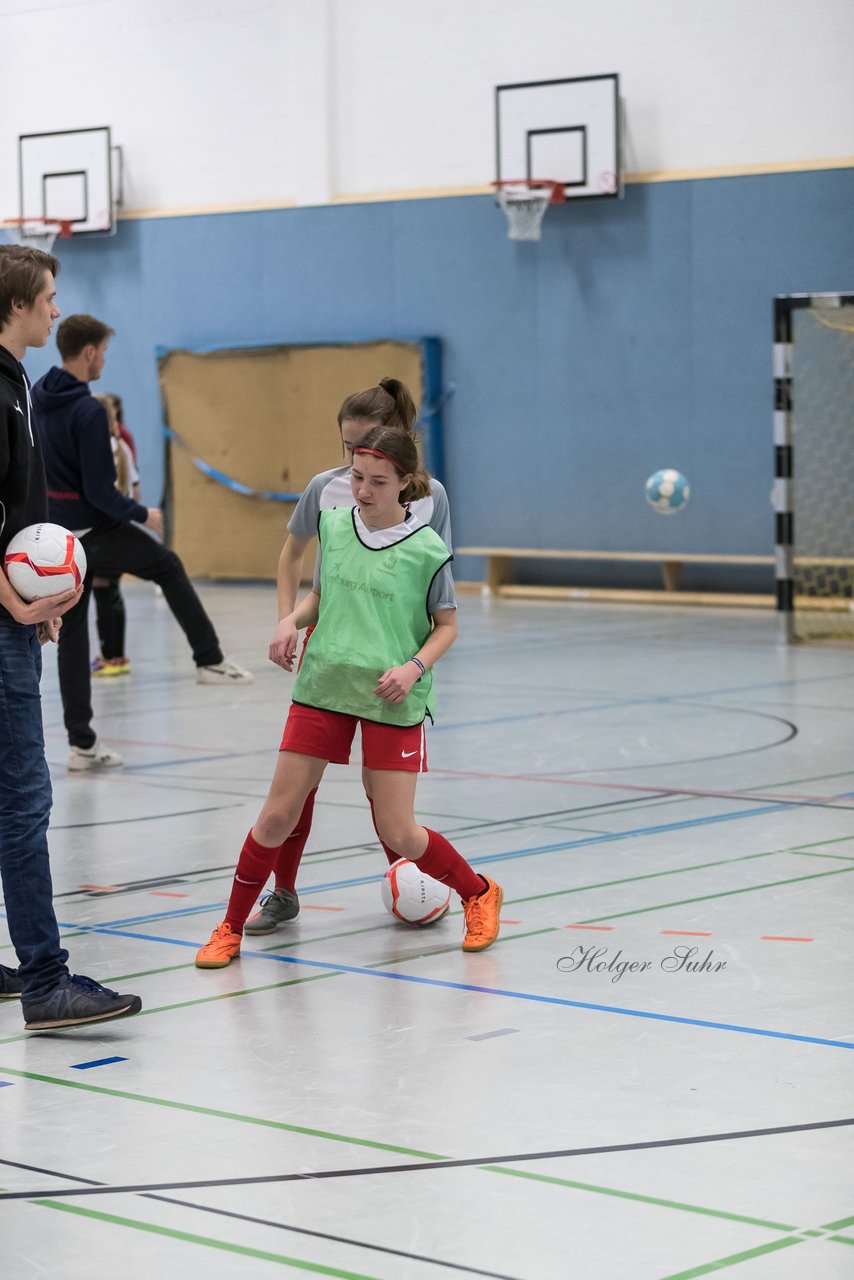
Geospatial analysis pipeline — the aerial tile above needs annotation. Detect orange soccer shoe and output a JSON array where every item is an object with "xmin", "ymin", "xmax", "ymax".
[
  {"xmin": 195, "ymin": 922, "xmax": 242, "ymax": 969},
  {"xmin": 461, "ymin": 877, "xmax": 504, "ymax": 952}
]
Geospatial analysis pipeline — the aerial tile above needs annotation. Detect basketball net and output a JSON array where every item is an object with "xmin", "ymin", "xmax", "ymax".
[
  {"xmin": 0, "ymin": 218, "xmax": 73, "ymax": 254},
  {"xmin": 493, "ymin": 180, "xmax": 564, "ymax": 241}
]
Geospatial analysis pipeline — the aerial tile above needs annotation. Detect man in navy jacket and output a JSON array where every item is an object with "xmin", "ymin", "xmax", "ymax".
[
  {"xmin": 34, "ymin": 315, "xmax": 252, "ymax": 770},
  {"xmin": 0, "ymin": 244, "xmax": 141, "ymax": 1028}
]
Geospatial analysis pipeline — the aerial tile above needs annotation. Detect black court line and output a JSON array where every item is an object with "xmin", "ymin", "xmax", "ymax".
[
  {"xmin": 2, "ymin": 1117, "xmax": 850, "ymax": 1202},
  {"xmin": 0, "ymin": 1158, "xmax": 521, "ymax": 1280},
  {"xmin": 49, "ymin": 802, "xmax": 244, "ymax": 832}
]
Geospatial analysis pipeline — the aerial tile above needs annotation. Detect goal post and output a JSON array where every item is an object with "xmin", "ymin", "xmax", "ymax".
[{"xmin": 773, "ymin": 292, "xmax": 854, "ymax": 643}]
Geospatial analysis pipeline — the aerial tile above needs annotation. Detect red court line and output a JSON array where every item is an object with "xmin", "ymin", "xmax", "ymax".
[
  {"xmin": 564, "ymin": 924, "xmax": 615, "ymax": 931},
  {"xmin": 302, "ymin": 905, "xmax": 345, "ymax": 912},
  {"xmin": 149, "ymin": 892, "xmax": 188, "ymax": 898},
  {"xmin": 500, "ymin": 919, "xmax": 521, "ymax": 925},
  {"xmin": 661, "ymin": 930, "xmax": 713, "ymax": 937},
  {"xmin": 78, "ymin": 884, "xmax": 120, "ymax": 892},
  {"xmin": 760, "ymin": 936, "xmax": 814, "ymax": 942}
]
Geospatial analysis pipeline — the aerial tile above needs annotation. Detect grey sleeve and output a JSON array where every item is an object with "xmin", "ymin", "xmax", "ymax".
[
  {"xmin": 428, "ymin": 480, "xmax": 453, "ymax": 553},
  {"xmin": 428, "ymin": 561, "xmax": 457, "ymax": 614},
  {"xmin": 287, "ymin": 474, "xmax": 324, "ymax": 540}
]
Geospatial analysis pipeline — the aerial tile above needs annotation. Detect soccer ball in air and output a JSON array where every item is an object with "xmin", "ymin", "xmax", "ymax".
[
  {"xmin": 645, "ymin": 469, "xmax": 690, "ymax": 515},
  {"xmin": 381, "ymin": 858, "xmax": 451, "ymax": 926},
  {"xmin": 4, "ymin": 523, "xmax": 87, "ymax": 601}
]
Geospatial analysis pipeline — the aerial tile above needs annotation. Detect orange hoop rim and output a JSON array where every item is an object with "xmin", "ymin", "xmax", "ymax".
[{"xmin": 1, "ymin": 217, "xmax": 74, "ymax": 239}]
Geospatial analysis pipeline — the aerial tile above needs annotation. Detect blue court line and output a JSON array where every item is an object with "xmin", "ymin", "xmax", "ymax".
[
  {"xmin": 38, "ymin": 923, "xmax": 854, "ymax": 1052},
  {"xmin": 70, "ymin": 1057, "xmax": 128, "ymax": 1070},
  {"xmin": 33, "ymin": 793, "xmax": 840, "ymax": 934}
]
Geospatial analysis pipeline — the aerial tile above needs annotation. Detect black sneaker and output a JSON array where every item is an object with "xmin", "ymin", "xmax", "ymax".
[
  {"xmin": 244, "ymin": 887, "xmax": 300, "ymax": 935},
  {"xmin": 0, "ymin": 964, "xmax": 22, "ymax": 999},
  {"xmin": 22, "ymin": 974, "xmax": 142, "ymax": 1031}
]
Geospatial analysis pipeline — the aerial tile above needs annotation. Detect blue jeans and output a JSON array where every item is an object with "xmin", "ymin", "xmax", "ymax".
[{"xmin": 0, "ymin": 611, "xmax": 69, "ymax": 999}]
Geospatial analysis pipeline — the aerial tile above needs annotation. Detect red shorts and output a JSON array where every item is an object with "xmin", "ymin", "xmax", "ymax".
[{"xmin": 280, "ymin": 703, "xmax": 428, "ymax": 772}]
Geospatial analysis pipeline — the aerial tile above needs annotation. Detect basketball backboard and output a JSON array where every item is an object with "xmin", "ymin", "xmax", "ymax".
[
  {"xmin": 19, "ymin": 126, "xmax": 120, "ymax": 236},
  {"xmin": 495, "ymin": 73, "xmax": 622, "ymax": 200}
]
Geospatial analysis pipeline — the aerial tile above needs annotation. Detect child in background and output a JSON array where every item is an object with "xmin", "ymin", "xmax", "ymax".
[{"xmin": 90, "ymin": 394, "xmax": 138, "ymax": 676}]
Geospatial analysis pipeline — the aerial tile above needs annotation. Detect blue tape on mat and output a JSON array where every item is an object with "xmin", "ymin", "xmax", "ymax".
[
  {"xmin": 164, "ymin": 429, "xmax": 302, "ymax": 502},
  {"xmin": 70, "ymin": 1057, "xmax": 128, "ymax": 1070}
]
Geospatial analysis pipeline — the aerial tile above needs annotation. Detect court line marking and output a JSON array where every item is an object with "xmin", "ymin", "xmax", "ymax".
[
  {"xmin": 47, "ymin": 767, "xmax": 854, "ymax": 910},
  {"xmin": 30, "ymin": 1202, "xmax": 385, "ymax": 1280},
  {"xmin": 5, "ymin": 1105, "xmax": 853, "ymax": 1271},
  {"xmin": 14, "ymin": 921, "xmax": 852, "ymax": 1051},
  {"xmin": 0, "ymin": 1159, "xmax": 522, "ymax": 1280},
  {"xmin": 70, "ymin": 1057, "xmax": 127, "ymax": 1071},
  {"xmin": 2, "ymin": 1118, "xmax": 851, "ymax": 1236},
  {"xmin": 46, "ymin": 817, "xmax": 854, "ymax": 937},
  {"xmin": 647, "ymin": 1235, "xmax": 805, "ymax": 1279},
  {"xmin": 32, "ymin": 850, "xmax": 854, "ymax": 940}
]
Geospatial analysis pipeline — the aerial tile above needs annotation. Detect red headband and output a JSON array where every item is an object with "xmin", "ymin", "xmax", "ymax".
[{"xmin": 352, "ymin": 447, "xmax": 399, "ymax": 466}]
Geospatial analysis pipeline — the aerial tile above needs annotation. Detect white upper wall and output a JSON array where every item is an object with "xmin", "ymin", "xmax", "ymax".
[{"xmin": 1, "ymin": 0, "xmax": 852, "ymax": 216}]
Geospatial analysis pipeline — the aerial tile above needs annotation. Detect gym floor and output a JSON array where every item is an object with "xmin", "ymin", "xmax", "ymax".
[{"xmin": 1, "ymin": 582, "xmax": 852, "ymax": 1280}]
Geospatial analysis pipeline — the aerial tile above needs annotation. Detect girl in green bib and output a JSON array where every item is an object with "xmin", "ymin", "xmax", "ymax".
[{"xmin": 196, "ymin": 426, "xmax": 503, "ymax": 967}]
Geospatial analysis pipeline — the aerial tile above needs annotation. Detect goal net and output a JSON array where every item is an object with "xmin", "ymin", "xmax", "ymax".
[{"xmin": 774, "ymin": 294, "xmax": 854, "ymax": 642}]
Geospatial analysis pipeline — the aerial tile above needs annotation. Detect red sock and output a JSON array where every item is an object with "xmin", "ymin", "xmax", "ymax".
[
  {"xmin": 368, "ymin": 796, "xmax": 401, "ymax": 866},
  {"xmin": 414, "ymin": 829, "xmax": 485, "ymax": 902},
  {"xmin": 225, "ymin": 829, "xmax": 281, "ymax": 932},
  {"xmin": 273, "ymin": 788, "xmax": 317, "ymax": 892}
]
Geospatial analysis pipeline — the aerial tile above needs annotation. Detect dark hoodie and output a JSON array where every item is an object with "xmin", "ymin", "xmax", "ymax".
[
  {"xmin": 32, "ymin": 367, "xmax": 148, "ymax": 531},
  {"xmin": 0, "ymin": 342, "xmax": 48, "ymax": 559}
]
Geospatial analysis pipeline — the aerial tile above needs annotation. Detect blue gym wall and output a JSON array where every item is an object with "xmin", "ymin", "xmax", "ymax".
[{"xmin": 25, "ymin": 167, "xmax": 854, "ymax": 590}]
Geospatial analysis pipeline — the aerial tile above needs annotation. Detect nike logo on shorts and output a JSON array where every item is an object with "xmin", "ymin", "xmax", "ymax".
[{"xmin": 401, "ymin": 749, "xmax": 418, "ymax": 758}]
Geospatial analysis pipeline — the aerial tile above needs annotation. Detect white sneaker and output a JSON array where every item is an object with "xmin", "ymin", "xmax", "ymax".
[
  {"xmin": 68, "ymin": 741, "xmax": 124, "ymax": 771},
  {"xmin": 196, "ymin": 657, "xmax": 254, "ymax": 685}
]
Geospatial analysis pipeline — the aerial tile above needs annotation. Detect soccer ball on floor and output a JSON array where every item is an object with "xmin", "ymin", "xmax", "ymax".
[
  {"xmin": 4, "ymin": 522, "xmax": 87, "ymax": 601},
  {"xmin": 644, "ymin": 469, "xmax": 690, "ymax": 514},
  {"xmin": 381, "ymin": 858, "xmax": 451, "ymax": 926}
]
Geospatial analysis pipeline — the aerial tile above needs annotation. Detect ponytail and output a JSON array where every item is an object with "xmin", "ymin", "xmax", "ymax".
[{"xmin": 337, "ymin": 377, "xmax": 418, "ymax": 434}]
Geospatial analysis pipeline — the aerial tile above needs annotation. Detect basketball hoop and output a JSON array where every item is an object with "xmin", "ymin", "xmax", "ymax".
[
  {"xmin": 493, "ymin": 180, "xmax": 565, "ymax": 241},
  {"xmin": 0, "ymin": 217, "xmax": 74, "ymax": 253}
]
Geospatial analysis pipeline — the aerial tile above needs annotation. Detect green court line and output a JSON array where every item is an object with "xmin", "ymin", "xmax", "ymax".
[
  {"xmin": 0, "ymin": 972, "xmax": 346, "ymax": 1048},
  {"xmin": 792, "ymin": 851, "xmax": 854, "ymax": 862},
  {"xmin": 821, "ymin": 1212, "xmax": 854, "ymax": 1229},
  {"xmin": 482, "ymin": 1166, "xmax": 798, "ymax": 1232},
  {"xmin": 657, "ymin": 1236, "xmax": 804, "ymax": 1278},
  {"xmin": 0, "ymin": 1066, "xmax": 445, "ymax": 1160},
  {"xmin": 828, "ymin": 1235, "xmax": 854, "ymax": 1245},
  {"xmin": 32, "ymin": 1201, "xmax": 380, "ymax": 1279},
  {"xmin": 104, "ymin": 959, "xmax": 208, "ymax": 982},
  {"xmin": 58, "ymin": 831, "xmax": 854, "ymax": 938},
  {"xmin": 578, "ymin": 864, "xmax": 854, "ymax": 924},
  {"xmin": 0, "ymin": 1058, "xmax": 838, "ymax": 1242},
  {"xmin": 509, "ymin": 849, "xmax": 781, "ymax": 905},
  {"xmin": 508, "ymin": 832, "xmax": 854, "ymax": 910},
  {"xmin": 135, "ymin": 970, "xmax": 340, "ymax": 1018}
]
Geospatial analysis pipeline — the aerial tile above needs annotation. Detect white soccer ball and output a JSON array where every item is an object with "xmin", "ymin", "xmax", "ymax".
[
  {"xmin": 4, "ymin": 522, "xmax": 87, "ymax": 601},
  {"xmin": 381, "ymin": 858, "xmax": 451, "ymax": 926},
  {"xmin": 645, "ymin": 468, "xmax": 690, "ymax": 515}
]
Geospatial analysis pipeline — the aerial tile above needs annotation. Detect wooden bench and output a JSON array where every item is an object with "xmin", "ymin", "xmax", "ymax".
[{"xmin": 456, "ymin": 547, "xmax": 777, "ymax": 607}]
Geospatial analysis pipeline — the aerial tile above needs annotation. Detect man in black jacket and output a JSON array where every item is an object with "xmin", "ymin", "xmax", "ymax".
[
  {"xmin": 0, "ymin": 243, "xmax": 141, "ymax": 1028},
  {"xmin": 34, "ymin": 314, "xmax": 252, "ymax": 770}
]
